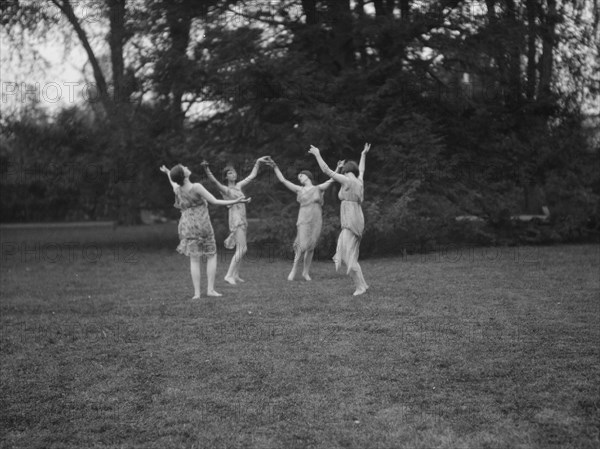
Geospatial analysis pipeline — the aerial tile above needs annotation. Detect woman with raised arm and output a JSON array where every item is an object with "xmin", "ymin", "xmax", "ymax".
[
  {"xmin": 266, "ymin": 158, "xmax": 336, "ymax": 281},
  {"xmin": 308, "ymin": 143, "xmax": 371, "ymax": 296},
  {"xmin": 201, "ymin": 157, "xmax": 269, "ymax": 285},
  {"xmin": 159, "ymin": 164, "xmax": 250, "ymax": 299}
]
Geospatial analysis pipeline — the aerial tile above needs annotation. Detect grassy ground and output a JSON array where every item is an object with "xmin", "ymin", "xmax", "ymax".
[{"xmin": 1, "ymin": 227, "xmax": 598, "ymax": 448}]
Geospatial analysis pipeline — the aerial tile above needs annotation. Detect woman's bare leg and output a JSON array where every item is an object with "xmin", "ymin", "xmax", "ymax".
[
  {"xmin": 302, "ymin": 249, "xmax": 314, "ymax": 281},
  {"xmin": 288, "ymin": 247, "xmax": 302, "ymax": 281},
  {"xmin": 206, "ymin": 254, "xmax": 222, "ymax": 296},
  {"xmin": 190, "ymin": 255, "xmax": 201, "ymax": 299},
  {"xmin": 350, "ymin": 263, "xmax": 368, "ymax": 296},
  {"xmin": 224, "ymin": 243, "xmax": 237, "ymax": 285},
  {"xmin": 233, "ymin": 228, "xmax": 247, "ymax": 282},
  {"xmin": 225, "ymin": 228, "xmax": 247, "ymax": 284}
]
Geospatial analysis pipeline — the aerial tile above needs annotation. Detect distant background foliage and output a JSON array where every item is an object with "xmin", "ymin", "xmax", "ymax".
[{"xmin": 1, "ymin": 0, "xmax": 598, "ymax": 255}]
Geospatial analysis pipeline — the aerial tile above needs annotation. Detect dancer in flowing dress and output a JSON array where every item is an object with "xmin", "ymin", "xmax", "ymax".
[
  {"xmin": 201, "ymin": 157, "xmax": 270, "ymax": 285},
  {"xmin": 160, "ymin": 164, "xmax": 250, "ymax": 299},
  {"xmin": 308, "ymin": 143, "xmax": 371, "ymax": 295},
  {"xmin": 266, "ymin": 158, "xmax": 337, "ymax": 280}
]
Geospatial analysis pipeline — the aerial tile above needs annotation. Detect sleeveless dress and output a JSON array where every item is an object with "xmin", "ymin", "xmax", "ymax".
[
  {"xmin": 334, "ymin": 177, "xmax": 364, "ymax": 274},
  {"xmin": 294, "ymin": 186, "xmax": 324, "ymax": 252},
  {"xmin": 174, "ymin": 186, "xmax": 217, "ymax": 257},
  {"xmin": 222, "ymin": 185, "xmax": 247, "ymax": 249}
]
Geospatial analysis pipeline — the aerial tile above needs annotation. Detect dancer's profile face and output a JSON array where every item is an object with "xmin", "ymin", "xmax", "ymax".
[
  {"xmin": 182, "ymin": 166, "xmax": 191, "ymax": 178},
  {"xmin": 298, "ymin": 173, "xmax": 308, "ymax": 185}
]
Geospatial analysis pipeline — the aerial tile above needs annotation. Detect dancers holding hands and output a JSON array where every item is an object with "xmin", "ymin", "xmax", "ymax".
[
  {"xmin": 201, "ymin": 157, "xmax": 271, "ymax": 285},
  {"xmin": 161, "ymin": 143, "xmax": 371, "ymax": 298}
]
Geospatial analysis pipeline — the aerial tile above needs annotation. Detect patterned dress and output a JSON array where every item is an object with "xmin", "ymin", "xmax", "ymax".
[
  {"xmin": 222, "ymin": 185, "xmax": 247, "ymax": 249},
  {"xmin": 174, "ymin": 186, "xmax": 217, "ymax": 257},
  {"xmin": 334, "ymin": 176, "xmax": 364, "ymax": 274},
  {"xmin": 294, "ymin": 186, "xmax": 324, "ymax": 252}
]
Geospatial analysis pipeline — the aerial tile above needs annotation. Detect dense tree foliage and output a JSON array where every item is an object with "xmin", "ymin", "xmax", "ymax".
[{"xmin": 1, "ymin": 0, "xmax": 598, "ymax": 251}]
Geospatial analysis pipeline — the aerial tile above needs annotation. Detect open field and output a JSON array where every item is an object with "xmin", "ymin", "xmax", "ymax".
[{"xmin": 1, "ymin": 226, "xmax": 598, "ymax": 448}]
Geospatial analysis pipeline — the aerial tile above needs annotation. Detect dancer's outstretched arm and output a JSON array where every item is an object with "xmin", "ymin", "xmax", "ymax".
[
  {"xmin": 308, "ymin": 145, "xmax": 348, "ymax": 185},
  {"xmin": 317, "ymin": 160, "xmax": 343, "ymax": 190},
  {"xmin": 192, "ymin": 183, "xmax": 251, "ymax": 206},
  {"xmin": 238, "ymin": 156, "xmax": 270, "ymax": 189},
  {"xmin": 270, "ymin": 160, "xmax": 301, "ymax": 193},
  {"xmin": 159, "ymin": 165, "xmax": 178, "ymax": 192},
  {"xmin": 201, "ymin": 161, "xmax": 228, "ymax": 195},
  {"xmin": 358, "ymin": 143, "xmax": 371, "ymax": 182}
]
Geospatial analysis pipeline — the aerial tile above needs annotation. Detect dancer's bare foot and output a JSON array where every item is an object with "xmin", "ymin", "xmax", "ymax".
[
  {"xmin": 302, "ymin": 273, "xmax": 312, "ymax": 281},
  {"xmin": 224, "ymin": 276, "xmax": 237, "ymax": 285},
  {"xmin": 287, "ymin": 272, "xmax": 295, "ymax": 281},
  {"xmin": 207, "ymin": 290, "xmax": 223, "ymax": 297},
  {"xmin": 353, "ymin": 287, "xmax": 367, "ymax": 296},
  {"xmin": 234, "ymin": 276, "xmax": 245, "ymax": 283},
  {"xmin": 192, "ymin": 295, "xmax": 201, "ymax": 300}
]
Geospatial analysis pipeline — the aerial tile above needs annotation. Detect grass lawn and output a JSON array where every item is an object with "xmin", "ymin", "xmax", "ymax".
[{"xmin": 1, "ymin": 227, "xmax": 598, "ymax": 448}]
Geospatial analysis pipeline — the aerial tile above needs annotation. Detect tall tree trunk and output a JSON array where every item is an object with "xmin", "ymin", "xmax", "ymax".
[
  {"xmin": 51, "ymin": 0, "xmax": 139, "ymax": 224},
  {"xmin": 50, "ymin": 0, "xmax": 110, "ymax": 112},
  {"xmin": 326, "ymin": 0, "xmax": 355, "ymax": 73},
  {"xmin": 354, "ymin": 0, "xmax": 368, "ymax": 65},
  {"xmin": 165, "ymin": 1, "xmax": 192, "ymax": 130},
  {"xmin": 525, "ymin": 0, "xmax": 537, "ymax": 100},
  {"xmin": 373, "ymin": 0, "xmax": 386, "ymax": 16},
  {"xmin": 485, "ymin": 0, "xmax": 508, "ymax": 93},
  {"xmin": 296, "ymin": 0, "xmax": 335, "ymax": 73},
  {"xmin": 301, "ymin": 0, "xmax": 317, "ymax": 25},
  {"xmin": 485, "ymin": 0, "xmax": 496, "ymax": 23},
  {"xmin": 373, "ymin": 0, "xmax": 395, "ymax": 59},
  {"xmin": 386, "ymin": 0, "xmax": 396, "ymax": 15},
  {"xmin": 399, "ymin": 0, "xmax": 410, "ymax": 19},
  {"xmin": 106, "ymin": 0, "xmax": 139, "ymax": 225},
  {"xmin": 505, "ymin": 0, "xmax": 523, "ymax": 108},
  {"xmin": 107, "ymin": 0, "xmax": 127, "ymax": 104},
  {"xmin": 538, "ymin": 0, "xmax": 557, "ymax": 104}
]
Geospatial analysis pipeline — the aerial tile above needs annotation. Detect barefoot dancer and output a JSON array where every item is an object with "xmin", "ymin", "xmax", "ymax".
[
  {"xmin": 201, "ymin": 157, "xmax": 269, "ymax": 285},
  {"xmin": 266, "ymin": 158, "xmax": 336, "ymax": 281},
  {"xmin": 160, "ymin": 164, "xmax": 250, "ymax": 299},
  {"xmin": 308, "ymin": 143, "xmax": 371, "ymax": 295}
]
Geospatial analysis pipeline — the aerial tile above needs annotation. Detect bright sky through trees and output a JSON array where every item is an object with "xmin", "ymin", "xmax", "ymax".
[{"xmin": 1, "ymin": 0, "xmax": 598, "ymax": 117}]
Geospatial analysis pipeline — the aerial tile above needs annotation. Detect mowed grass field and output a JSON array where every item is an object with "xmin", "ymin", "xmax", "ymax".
[{"xmin": 0, "ymin": 225, "xmax": 599, "ymax": 449}]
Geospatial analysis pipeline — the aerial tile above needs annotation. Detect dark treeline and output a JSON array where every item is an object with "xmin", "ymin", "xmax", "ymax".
[{"xmin": 1, "ymin": 0, "xmax": 599, "ymax": 255}]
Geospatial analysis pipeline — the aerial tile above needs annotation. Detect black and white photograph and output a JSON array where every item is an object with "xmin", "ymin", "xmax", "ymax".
[{"xmin": 1, "ymin": 0, "xmax": 599, "ymax": 448}]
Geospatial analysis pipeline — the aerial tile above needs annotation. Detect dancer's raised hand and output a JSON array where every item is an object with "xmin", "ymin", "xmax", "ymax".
[{"xmin": 308, "ymin": 145, "xmax": 320, "ymax": 156}]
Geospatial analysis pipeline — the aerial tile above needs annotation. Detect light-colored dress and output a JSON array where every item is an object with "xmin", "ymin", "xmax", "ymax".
[
  {"xmin": 334, "ymin": 177, "xmax": 364, "ymax": 273},
  {"xmin": 222, "ymin": 185, "xmax": 247, "ymax": 249},
  {"xmin": 174, "ymin": 186, "xmax": 217, "ymax": 257},
  {"xmin": 294, "ymin": 186, "xmax": 324, "ymax": 252}
]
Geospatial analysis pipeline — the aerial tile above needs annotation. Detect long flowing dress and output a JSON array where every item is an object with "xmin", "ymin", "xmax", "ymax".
[
  {"xmin": 294, "ymin": 186, "xmax": 324, "ymax": 252},
  {"xmin": 222, "ymin": 185, "xmax": 247, "ymax": 249},
  {"xmin": 174, "ymin": 186, "xmax": 217, "ymax": 257},
  {"xmin": 334, "ymin": 177, "xmax": 364, "ymax": 274}
]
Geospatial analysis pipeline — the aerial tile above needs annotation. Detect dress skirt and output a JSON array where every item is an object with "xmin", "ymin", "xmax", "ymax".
[
  {"xmin": 176, "ymin": 205, "xmax": 217, "ymax": 257},
  {"xmin": 294, "ymin": 202, "xmax": 323, "ymax": 253},
  {"xmin": 333, "ymin": 200, "xmax": 364, "ymax": 274}
]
